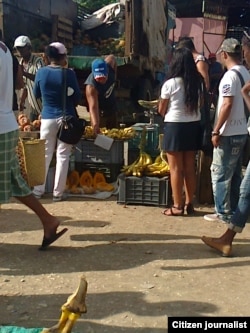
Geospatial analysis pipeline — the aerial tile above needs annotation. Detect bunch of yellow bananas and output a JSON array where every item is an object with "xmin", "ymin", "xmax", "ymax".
[
  {"xmin": 84, "ymin": 126, "xmax": 94, "ymax": 139},
  {"xmin": 144, "ymin": 153, "xmax": 170, "ymax": 176},
  {"xmin": 121, "ymin": 151, "xmax": 153, "ymax": 177},
  {"xmin": 84, "ymin": 126, "xmax": 136, "ymax": 140},
  {"xmin": 101, "ymin": 127, "xmax": 136, "ymax": 139}
]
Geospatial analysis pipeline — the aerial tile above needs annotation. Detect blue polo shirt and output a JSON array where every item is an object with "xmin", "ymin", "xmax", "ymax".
[{"xmin": 33, "ymin": 66, "xmax": 81, "ymax": 119}]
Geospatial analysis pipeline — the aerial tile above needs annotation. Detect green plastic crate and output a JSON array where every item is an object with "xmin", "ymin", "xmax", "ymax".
[
  {"xmin": 117, "ymin": 173, "xmax": 170, "ymax": 207},
  {"xmin": 74, "ymin": 139, "xmax": 124, "ymax": 164}
]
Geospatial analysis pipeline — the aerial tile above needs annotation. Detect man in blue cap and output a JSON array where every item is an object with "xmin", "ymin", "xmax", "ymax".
[{"xmin": 84, "ymin": 54, "xmax": 117, "ymax": 134}]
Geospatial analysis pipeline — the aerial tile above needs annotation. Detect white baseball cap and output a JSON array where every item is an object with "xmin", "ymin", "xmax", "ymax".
[
  {"xmin": 49, "ymin": 42, "xmax": 67, "ymax": 55},
  {"xmin": 14, "ymin": 35, "xmax": 31, "ymax": 48}
]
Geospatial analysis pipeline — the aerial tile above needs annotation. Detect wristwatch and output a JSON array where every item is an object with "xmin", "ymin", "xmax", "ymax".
[{"xmin": 211, "ymin": 131, "xmax": 220, "ymax": 136}]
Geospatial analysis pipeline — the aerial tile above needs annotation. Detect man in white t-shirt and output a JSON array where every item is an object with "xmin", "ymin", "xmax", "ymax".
[{"xmin": 204, "ymin": 38, "xmax": 250, "ymax": 223}]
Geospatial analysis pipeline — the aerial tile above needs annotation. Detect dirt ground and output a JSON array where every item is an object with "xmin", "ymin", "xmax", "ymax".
[{"xmin": 1, "ymin": 194, "xmax": 250, "ymax": 332}]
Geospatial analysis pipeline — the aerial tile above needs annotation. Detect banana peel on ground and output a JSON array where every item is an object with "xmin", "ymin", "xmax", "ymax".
[{"xmin": 41, "ymin": 275, "xmax": 88, "ymax": 333}]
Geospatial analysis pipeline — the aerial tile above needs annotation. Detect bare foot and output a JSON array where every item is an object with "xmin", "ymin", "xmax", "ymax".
[{"xmin": 201, "ymin": 236, "xmax": 232, "ymax": 257}]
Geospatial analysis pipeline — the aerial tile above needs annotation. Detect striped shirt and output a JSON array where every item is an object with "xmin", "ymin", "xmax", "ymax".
[{"xmin": 20, "ymin": 54, "xmax": 44, "ymax": 113}]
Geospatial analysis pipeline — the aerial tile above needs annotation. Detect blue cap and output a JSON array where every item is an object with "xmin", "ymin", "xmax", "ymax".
[{"xmin": 92, "ymin": 59, "xmax": 108, "ymax": 78}]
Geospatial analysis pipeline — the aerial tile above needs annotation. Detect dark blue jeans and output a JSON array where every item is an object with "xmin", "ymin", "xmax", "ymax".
[
  {"xmin": 229, "ymin": 160, "xmax": 250, "ymax": 232},
  {"xmin": 211, "ymin": 135, "xmax": 247, "ymax": 222}
]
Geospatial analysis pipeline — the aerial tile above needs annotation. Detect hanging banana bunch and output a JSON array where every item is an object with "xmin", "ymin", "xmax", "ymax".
[{"xmin": 121, "ymin": 126, "xmax": 152, "ymax": 177}]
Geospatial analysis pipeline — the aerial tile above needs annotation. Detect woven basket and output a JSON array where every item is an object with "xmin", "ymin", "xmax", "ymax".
[{"xmin": 17, "ymin": 138, "xmax": 46, "ymax": 187}]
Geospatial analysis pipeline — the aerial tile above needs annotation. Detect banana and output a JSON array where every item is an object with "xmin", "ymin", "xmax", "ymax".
[
  {"xmin": 145, "ymin": 162, "xmax": 170, "ymax": 176},
  {"xmin": 154, "ymin": 155, "xmax": 162, "ymax": 164},
  {"xmin": 146, "ymin": 161, "xmax": 164, "ymax": 171},
  {"xmin": 84, "ymin": 126, "xmax": 136, "ymax": 140},
  {"xmin": 136, "ymin": 153, "xmax": 145, "ymax": 166},
  {"xmin": 122, "ymin": 158, "xmax": 140, "ymax": 176},
  {"xmin": 122, "ymin": 151, "xmax": 155, "ymax": 177},
  {"xmin": 143, "ymin": 152, "xmax": 153, "ymax": 165},
  {"xmin": 132, "ymin": 165, "xmax": 144, "ymax": 177},
  {"xmin": 144, "ymin": 153, "xmax": 170, "ymax": 176}
]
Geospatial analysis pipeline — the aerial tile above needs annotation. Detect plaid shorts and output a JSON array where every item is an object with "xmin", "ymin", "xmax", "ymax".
[{"xmin": 0, "ymin": 130, "xmax": 32, "ymax": 203}]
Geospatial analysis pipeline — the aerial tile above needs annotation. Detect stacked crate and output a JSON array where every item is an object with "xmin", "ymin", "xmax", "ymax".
[
  {"xmin": 117, "ymin": 173, "xmax": 171, "ymax": 207},
  {"xmin": 118, "ymin": 125, "xmax": 171, "ymax": 207},
  {"xmin": 74, "ymin": 139, "xmax": 124, "ymax": 183}
]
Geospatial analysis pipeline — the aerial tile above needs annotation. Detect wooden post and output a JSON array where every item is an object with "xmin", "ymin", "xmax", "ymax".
[
  {"xmin": 52, "ymin": 15, "xmax": 73, "ymax": 51},
  {"xmin": 196, "ymin": 151, "xmax": 214, "ymax": 204}
]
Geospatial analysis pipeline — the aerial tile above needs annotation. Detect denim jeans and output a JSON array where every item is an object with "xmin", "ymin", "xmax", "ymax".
[
  {"xmin": 211, "ymin": 134, "xmax": 247, "ymax": 222},
  {"xmin": 228, "ymin": 160, "xmax": 250, "ymax": 232}
]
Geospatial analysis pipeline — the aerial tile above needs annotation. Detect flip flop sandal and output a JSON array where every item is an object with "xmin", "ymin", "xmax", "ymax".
[
  {"xmin": 162, "ymin": 206, "xmax": 184, "ymax": 216},
  {"xmin": 39, "ymin": 227, "xmax": 68, "ymax": 251},
  {"xmin": 185, "ymin": 203, "xmax": 195, "ymax": 215}
]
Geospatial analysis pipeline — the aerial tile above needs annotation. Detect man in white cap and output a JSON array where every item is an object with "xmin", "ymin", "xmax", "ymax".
[
  {"xmin": 204, "ymin": 38, "xmax": 250, "ymax": 224},
  {"xmin": 14, "ymin": 35, "xmax": 44, "ymax": 121}
]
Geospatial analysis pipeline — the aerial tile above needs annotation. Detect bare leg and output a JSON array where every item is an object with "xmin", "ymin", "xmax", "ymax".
[
  {"xmin": 14, "ymin": 194, "xmax": 67, "ymax": 247},
  {"xmin": 164, "ymin": 151, "xmax": 184, "ymax": 214},
  {"xmin": 183, "ymin": 151, "xmax": 197, "ymax": 205},
  {"xmin": 201, "ymin": 229, "xmax": 236, "ymax": 257},
  {"xmin": 205, "ymin": 229, "xmax": 236, "ymax": 246}
]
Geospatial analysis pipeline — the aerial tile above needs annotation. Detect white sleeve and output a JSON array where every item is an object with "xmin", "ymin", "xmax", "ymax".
[{"xmin": 161, "ymin": 78, "xmax": 175, "ymax": 99}]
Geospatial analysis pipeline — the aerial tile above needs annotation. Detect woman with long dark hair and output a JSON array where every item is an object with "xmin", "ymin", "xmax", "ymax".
[
  {"xmin": 176, "ymin": 36, "xmax": 210, "ymax": 90},
  {"xmin": 158, "ymin": 47, "xmax": 203, "ymax": 216}
]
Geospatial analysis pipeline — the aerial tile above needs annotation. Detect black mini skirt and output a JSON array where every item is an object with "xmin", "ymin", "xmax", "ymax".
[{"xmin": 163, "ymin": 121, "xmax": 201, "ymax": 152}]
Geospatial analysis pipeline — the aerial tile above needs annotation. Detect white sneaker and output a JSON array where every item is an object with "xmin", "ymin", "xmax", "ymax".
[
  {"xmin": 204, "ymin": 213, "xmax": 221, "ymax": 222},
  {"xmin": 33, "ymin": 192, "xmax": 42, "ymax": 199},
  {"xmin": 204, "ymin": 213, "xmax": 227, "ymax": 223},
  {"xmin": 53, "ymin": 194, "xmax": 67, "ymax": 202}
]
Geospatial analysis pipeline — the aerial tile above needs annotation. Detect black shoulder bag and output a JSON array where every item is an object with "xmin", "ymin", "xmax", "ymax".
[
  {"xmin": 231, "ymin": 68, "xmax": 250, "ymax": 167},
  {"xmin": 57, "ymin": 68, "xmax": 86, "ymax": 145}
]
